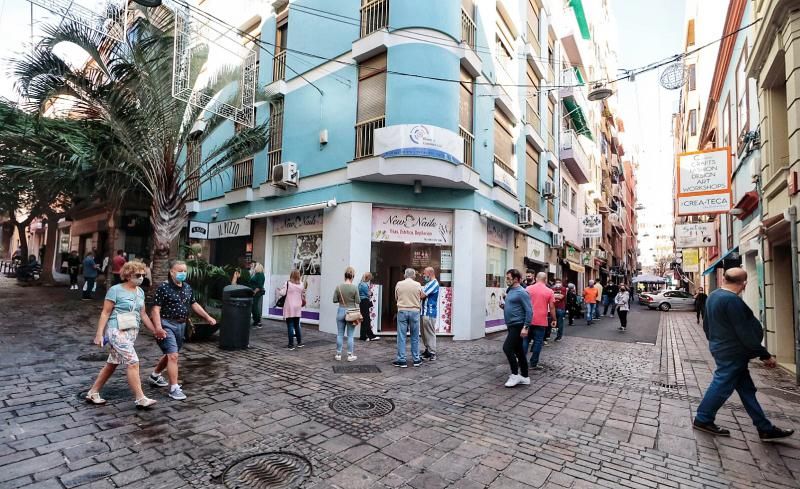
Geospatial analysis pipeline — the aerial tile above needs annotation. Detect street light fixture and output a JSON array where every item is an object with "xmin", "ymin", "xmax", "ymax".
[{"xmin": 588, "ymin": 83, "xmax": 613, "ymax": 101}]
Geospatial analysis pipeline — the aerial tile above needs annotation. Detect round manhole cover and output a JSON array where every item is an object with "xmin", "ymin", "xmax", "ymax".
[
  {"xmin": 77, "ymin": 352, "xmax": 109, "ymax": 362},
  {"xmin": 223, "ymin": 452, "xmax": 312, "ymax": 489},
  {"xmin": 328, "ymin": 394, "xmax": 394, "ymax": 418}
]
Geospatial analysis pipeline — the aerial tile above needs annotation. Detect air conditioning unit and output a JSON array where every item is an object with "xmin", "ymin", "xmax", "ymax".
[
  {"xmin": 518, "ymin": 206, "xmax": 534, "ymax": 228},
  {"xmin": 271, "ymin": 162, "xmax": 299, "ymax": 188},
  {"xmin": 551, "ymin": 233, "xmax": 564, "ymax": 248},
  {"xmin": 543, "ymin": 181, "xmax": 555, "ymax": 198}
]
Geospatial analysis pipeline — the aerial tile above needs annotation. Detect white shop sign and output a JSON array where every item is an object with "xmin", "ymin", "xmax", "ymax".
[
  {"xmin": 374, "ymin": 124, "xmax": 464, "ymax": 165},
  {"xmin": 188, "ymin": 221, "xmax": 209, "ymax": 239},
  {"xmin": 487, "ymin": 221, "xmax": 510, "ymax": 248},
  {"xmin": 371, "ymin": 207, "xmax": 453, "ymax": 245},
  {"xmin": 526, "ymin": 237, "xmax": 547, "ymax": 264},
  {"xmin": 272, "ymin": 209, "xmax": 324, "ymax": 236},
  {"xmin": 675, "ymin": 222, "xmax": 717, "ymax": 248},
  {"xmin": 676, "ymin": 148, "xmax": 732, "ymax": 215},
  {"xmin": 208, "ymin": 218, "xmax": 251, "ymax": 239},
  {"xmin": 580, "ymin": 214, "xmax": 602, "ymax": 238},
  {"xmin": 677, "ymin": 194, "xmax": 732, "ymax": 216}
]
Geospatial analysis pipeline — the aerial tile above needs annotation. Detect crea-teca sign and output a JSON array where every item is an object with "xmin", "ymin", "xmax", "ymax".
[
  {"xmin": 675, "ymin": 222, "xmax": 717, "ymax": 248},
  {"xmin": 188, "ymin": 218, "xmax": 251, "ymax": 240},
  {"xmin": 676, "ymin": 147, "xmax": 732, "ymax": 216},
  {"xmin": 374, "ymin": 124, "xmax": 464, "ymax": 165}
]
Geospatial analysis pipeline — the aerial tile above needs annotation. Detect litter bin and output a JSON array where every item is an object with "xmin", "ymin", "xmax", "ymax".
[{"xmin": 219, "ymin": 284, "xmax": 253, "ymax": 350}]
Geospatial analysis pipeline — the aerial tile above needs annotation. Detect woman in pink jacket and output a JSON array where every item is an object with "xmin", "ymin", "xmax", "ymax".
[{"xmin": 280, "ymin": 269, "xmax": 305, "ymax": 350}]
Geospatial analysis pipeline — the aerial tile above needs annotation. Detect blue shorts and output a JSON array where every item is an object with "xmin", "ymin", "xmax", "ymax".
[{"xmin": 157, "ymin": 319, "xmax": 185, "ymax": 354}]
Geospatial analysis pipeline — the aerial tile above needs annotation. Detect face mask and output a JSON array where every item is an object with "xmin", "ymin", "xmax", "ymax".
[
  {"xmin": 131, "ymin": 277, "xmax": 144, "ymax": 286},
  {"xmin": 175, "ymin": 272, "xmax": 187, "ymax": 283},
  {"xmin": 423, "ymin": 276, "xmax": 430, "ymax": 283},
  {"xmin": 555, "ymin": 282, "xmax": 562, "ymax": 288}
]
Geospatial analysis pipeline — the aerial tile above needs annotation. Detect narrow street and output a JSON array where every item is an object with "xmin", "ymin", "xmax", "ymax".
[
  {"xmin": 1, "ymin": 278, "xmax": 799, "ymax": 489},
  {"xmin": 565, "ymin": 303, "xmax": 661, "ymax": 345}
]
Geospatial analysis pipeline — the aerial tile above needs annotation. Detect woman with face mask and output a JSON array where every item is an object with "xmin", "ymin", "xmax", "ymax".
[
  {"xmin": 614, "ymin": 284, "xmax": 631, "ymax": 331},
  {"xmin": 85, "ymin": 261, "xmax": 167, "ymax": 409}
]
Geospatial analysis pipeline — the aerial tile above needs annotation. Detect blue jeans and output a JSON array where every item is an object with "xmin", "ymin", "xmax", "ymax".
[
  {"xmin": 335, "ymin": 307, "xmax": 355, "ymax": 355},
  {"xmin": 555, "ymin": 309, "xmax": 566, "ymax": 340},
  {"xmin": 596, "ymin": 296, "xmax": 606, "ymax": 318},
  {"xmin": 396, "ymin": 310, "xmax": 420, "ymax": 363},
  {"xmin": 521, "ymin": 326, "xmax": 547, "ymax": 367},
  {"xmin": 286, "ymin": 317, "xmax": 302, "ymax": 346},
  {"xmin": 585, "ymin": 303, "xmax": 597, "ymax": 323},
  {"xmin": 696, "ymin": 356, "xmax": 773, "ymax": 432}
]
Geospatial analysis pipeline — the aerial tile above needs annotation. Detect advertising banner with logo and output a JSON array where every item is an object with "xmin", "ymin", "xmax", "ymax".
[
  {"xmin": 371, "ymin": 207, "xmax": 453, "ymax": 245},
  {"xmin": 526, "ymin": 237, "xmax": 547, "ymax": 264},
  {"xmin": 272, "ymin": 209, "xmax": 324, "ymax": 236},
  {"xmin": 580, "ymin": 214, "xmax": 602, "ymax": 238},
  {"xmin": 188, "ymin": 221, "xmax": 209, "ymax": 239},
  {"xmin": 374, "ymin": 124, "xmax": 464, "ymax": 165},
  {"xmin": 675, "ymin": 222, "xmax": 716, "ymax": 247},
  {"xmin": 682, "ymin": 248, "xmax": 700, "ymax": 272},
  {"xmin": 676, "ymin": 148, "xmax": 732, "ymax": 215},
  {"xmin": 207, "ymin": 218, "xmax": 251, "ymax": 239}
]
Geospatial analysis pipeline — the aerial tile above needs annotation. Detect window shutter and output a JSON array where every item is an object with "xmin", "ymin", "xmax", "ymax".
[
  {"xmin": 494, "ymin": 110, "xmax": 513, "ymax": 166},
  {"xmin": 460, "ymin": 68, "xmax": 474, "ymax": 131},
  {"xmin": 525, "ymin": 142, "xmax": 539, "ymax": 189},
  {"xmin": 358, "ymin": 53, "xmax": 387, "ymax": 122}
]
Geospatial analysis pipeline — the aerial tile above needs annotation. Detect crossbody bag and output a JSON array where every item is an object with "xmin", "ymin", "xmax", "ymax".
[
  {"xmin": 338, "ymin": 286, "xmax": 363, "ymax": 323},
  {"xmin": 116, "ymin": 288, "xmax": 142, "ymax": 331}
]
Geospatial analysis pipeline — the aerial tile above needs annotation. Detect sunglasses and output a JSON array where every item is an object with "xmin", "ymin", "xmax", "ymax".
[{"xmin": 132, "ymin": 273, "xmax": 145, "ymax": 279}]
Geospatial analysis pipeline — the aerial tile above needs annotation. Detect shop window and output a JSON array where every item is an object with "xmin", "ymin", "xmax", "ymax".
[{"xmin": 486, "ymin": 245, "xmax": 507, "ymax": 288}]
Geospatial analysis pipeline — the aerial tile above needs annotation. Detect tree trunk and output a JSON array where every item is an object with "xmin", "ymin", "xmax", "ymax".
[
  {"xmin": 105, "ymin": 206, "xmax": 118, "ymax": 285},
  {"xmin": 14, "ymin": 221, "xmax": 28, "ymax": 260},
  {"xmin": 147, "ymin": 244, "xmax": 171, "ymax": 302},
  {"xmin": 39, "ymin": 212, "xmax": 61, "ymax": 285}
]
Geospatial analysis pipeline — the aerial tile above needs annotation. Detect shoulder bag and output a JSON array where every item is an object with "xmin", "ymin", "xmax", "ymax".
[
  {"xmin": 338, "ymin": 286, "xmax": 363, "ymax": 323},
  {"xmin": 275, "ymin": 281, "xmax": 288, "ymax": 308},
  {"xmin": 116, "ymin": 288, "xmax": 141, "ymax": 331}
]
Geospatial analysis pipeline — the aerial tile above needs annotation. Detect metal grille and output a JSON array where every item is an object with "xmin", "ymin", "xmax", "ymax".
[
  {"xmin": 328, "ymin": 394, "xmax": 394, "ymax": 418},
  {"xmin": 332, "ymin": 365, "xmax": 382, "ymax": 374},
  {"xmin": 231, "ymin": 158, "xmax": 253, "ymax": 190},
  {"xmin": 354, "ymin": 116, "xmax": 385, "ymax": 159},
  {"xmin": 223, "ymin": 452, "xmax": 312, "ymax": 489},
  {"xmin": 460, "ymin": 7, "xmax": 476, "ymax": 50},
  {"xmin": 28, "ymin": 0, "xmax": 127, "ymax": 42},
  {"xmin": 459, "ymin": 126, "xmax": 474, "ymax": 168},
  {"xmin": 360, "ymin": 0, "xmax": 389, "ymax": 38},
  {"xmin": 273, "ymin": 51, "xmax": 287, "ymax": 82}
]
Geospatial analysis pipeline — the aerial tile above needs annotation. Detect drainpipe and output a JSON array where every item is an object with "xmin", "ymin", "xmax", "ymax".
[{"xmin": 787, "ymin": 205, "xmax": 800, "ymax": 385}]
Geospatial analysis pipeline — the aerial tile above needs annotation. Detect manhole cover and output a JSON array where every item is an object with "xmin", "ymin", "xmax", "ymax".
[
  {"xmin": 77, "ymin": 352, "xmax": 109, "ymax": 362},
  {"xmin": 328, "ymin": 394, "xmax": 394, "ymax": 418},
  {"xmin": 332, "ymin": 364, "xmax": 382, "ymax": 374},
  {"xmin": 223, "ymin": 452, "xmax": 312, "ymax": 489}
]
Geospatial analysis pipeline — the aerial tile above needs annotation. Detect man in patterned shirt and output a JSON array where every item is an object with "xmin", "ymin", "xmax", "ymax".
[
  {"xmin": 420, "ymin": 267, "xmax": 439, "ymax": 361},
  {"xmin": 149, "ymin": 260, "xmax": 216, "ymax": 400}
]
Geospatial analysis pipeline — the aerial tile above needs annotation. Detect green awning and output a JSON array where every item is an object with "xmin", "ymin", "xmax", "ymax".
[
  {"xmin": 563, "ymin": 97, "xmax": 593, "ymax": 140},
  {"xmin": 569, "ymin": 0, "xmax": 591, "ymax": 40},
  {"xmin": 573, "ymin": 66, "xmax": 585, "ymax": 85}
]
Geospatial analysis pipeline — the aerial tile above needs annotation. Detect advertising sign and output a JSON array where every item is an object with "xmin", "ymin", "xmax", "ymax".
[
  {"xmin": 188, "ymin": 221, "xmax": 209, "ymax": 239},
  {"xmin": 683, "ymin": 249, "xmax": 699, "ymax": 273},
  {"xmin": 580, "ymin": 214, "xmax": 602, "ymax": 238},
  {"xmin": 272, "ymin": 209, "xmax": 324, "ymax": 236},
  {"xmin": 526, "ymin": 237, "xmax": 547, "ymax": 264},
  {"xmin": 374, "ymin": 124, "xmax": 464, "ymax": 165},
  {"xmin": 371, "ymin": 207, "xmax": 453, "ymax": 245},
  {"xmin": 675, "ymin": 222, "xmax": 717, "ymax": 248},
  {"xmin": 487, "ymin": 221, "xmax": 510, "ymax": 248},
  {"xmin": 208, "ymin": 218, "xmax": 251, "ymax": 239},
  {"xmin": 676, "ymin": 148, "xmax": 732, "ymax": 215}
]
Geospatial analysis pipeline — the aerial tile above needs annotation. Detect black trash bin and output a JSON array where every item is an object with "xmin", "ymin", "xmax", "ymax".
[{"xmin": 219, "ymin": 284, "xmax": 253, "ymax": 350}]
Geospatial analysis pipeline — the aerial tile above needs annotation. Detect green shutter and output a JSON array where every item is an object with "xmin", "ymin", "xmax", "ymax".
[
  {"xmin": 563, "ymin": 97, "xmax": 592, "ymax": 141},
  {"xmin": 568, "ymin": 0, "xmax": 591, "ymax": 40}
]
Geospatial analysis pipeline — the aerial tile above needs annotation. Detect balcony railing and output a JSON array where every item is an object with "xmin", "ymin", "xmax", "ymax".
[
  {"xmin": 459, "ymin": 126, "xmax": 474, "ymax": 168},
  {"xmin": 461, "ymin": 8, "xmax": 476, "ymax": 50},
  {"xmin": 272, "ymin": 51, "xmax": 286, "ymax": 82},
  {"xmin": 267, "ymin": 148, "xmax": 282, "ymax": 177},
  {"xmin": 493, "ymin": 155, "xmax": 515, "ymax": 177},
  {"xmin": 186, "ymin": 177, "xmax": 199, "ymax": 201},
  {"xmin": 526, "ymin": 22, "xmax": 540, "ymax": 57},
  {"xmin": 355, "ymin": 116, "xmax": 386, "ymax": 159},
  {"xmin": 360, "ymin": 0, "xmax": 389, "ymax": 38},
  {"xmin": 525, "ymin": 100, "xmax": 541, "ymax": 131},
  {"xmin": 231, "ymin": 158, "xmax": 253, "ymax": 190}
]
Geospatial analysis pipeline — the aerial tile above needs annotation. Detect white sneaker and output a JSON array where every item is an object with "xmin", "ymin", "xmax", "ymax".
[
  {"xmin": 334, "ymin": 353, "xmax": 342, "ymax": 361},
  {"xmin": 504, "ymin": 374, "xmax": 521, "ymax": 388},
  {"xmin": 518, "ymin": 376, "xmax": 531, "ymax": 385},
  {"xmin": 347, "ymin": 354, "xmax": 357, "ymax": 362},
  {"xmin": 169, "ymin": 385, "xmax": 187, "ymax": 400}
]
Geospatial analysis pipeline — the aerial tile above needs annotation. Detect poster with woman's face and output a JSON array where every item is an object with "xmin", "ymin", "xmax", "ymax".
[{"xmin": 292, "ymin": 234, "xmax": 322, "ymax": 276}]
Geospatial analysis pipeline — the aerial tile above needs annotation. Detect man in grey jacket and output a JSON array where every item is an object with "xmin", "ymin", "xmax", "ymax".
[{"xmin": 500, "ymin": 269, "xmax": 532, "ymax": 388}]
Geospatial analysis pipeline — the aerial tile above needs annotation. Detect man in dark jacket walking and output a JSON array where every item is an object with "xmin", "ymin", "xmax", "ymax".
[
  {"xmin": 694, "ymin": 287, "xmax": 708, "ymax": 324},
  {"xmin": 693, "ymin": 268, "xmax": 794, "ymax": 442}
]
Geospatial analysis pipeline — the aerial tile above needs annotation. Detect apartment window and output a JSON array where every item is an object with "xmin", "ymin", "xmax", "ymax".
[
  {"xmin": 546, "ymin": 97, "xmax": 555, "ymax": 149},
  {"xmin": 355, "ymin": 53, "xmax": 387, "ymax": 159},
  {"xmin": 688, "ymin": 109, "xmax": 697, "ymax": 136},
  {"xmin": 561, "ymin": 179, "xmax": 569, "ymax": 208},
  {"xmin": 267, "ymin": 100, "xmax": 284, "ymax": 175},
  {"xmin": 688, "ymin": 64, "xmax": 696, "ymax": 91},
  {"xmin": 525, "ymin": 64, "xmax": 540, "ymax": 128},
  {"xmin": 495, "ymin": 32, "xmax": 514, "ymax": 76},
  {"xmin": 686, "ymin": 19, "xmax": 695, "ymax": 47},
  {"xmin": 525, "ymin": 143, "xmax": 540, "ymax": 212},
  {"xmin": 459, "ymin": 67, "xmax": 475, "ymax": 167},
  {"xmin": 547, "ymin": 165, "xmax": 555, "ymax": 222},
  {"xmin": 736, "ymin": 43, "xmax": 749, "ymax": 138},
  {"xmin": 273, "ymin": 7, "xmax": 288, "ymax": 81},
  {"xmin": 722, "ymin": 94, "xmax": 731, "ymax": 149},
  {"xmin": 461, "ymin": 0, "xmax": 476, "ymax": 50},
  {"xmin": 570, "ymin": 187, "xmax": 577, "ymax": 215},
  {"xmin": 493, "ymin": 109, "xmax": 515, "ymax": 175},
  {"xmin": 360, "ymin": 0, "xmax": 389, "ymax": 38},
  {"xmin": 526, "ymin": 0, "xmax": 541, "ymax": 54}
]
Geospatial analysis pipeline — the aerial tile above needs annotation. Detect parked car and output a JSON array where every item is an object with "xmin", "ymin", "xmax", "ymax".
[
  {"xmin": 644, "ymin": 290, "xmax": 696, "ymax": 311},
  {"xmin": 638, "ymin": 293, "xmax": 654, "ymax": 306}
]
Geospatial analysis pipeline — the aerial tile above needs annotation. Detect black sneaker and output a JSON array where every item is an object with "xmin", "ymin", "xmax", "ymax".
[
  {"xmin": 296, "ymin": 343, "xmax": 304, "ymax": 348},
  {"xmin": 692, "ymin": 419, "xmax": 731, "ymax": 436},
  {"xmin": 422, "ymin": 350, "xmax": 431, "ymax": 359},
  {"xmin": 428, "ymin": 354, "xmax": 437, "ymax": 361},
  {"xmin": 759, "ymin": 427, "xmax": 795, "ymax": 442},
  {"xmin": 413, "ymin": 359, "xmax": 422, "ymax": 367},
  {"xmin": 392, "ymin": 361, "xmax": 407, "ymax": 368},
  {"xmin": 287, "ymin": 345, "xmax": 295, "ymax": 351},
  {"xmin": 531, "ymin": 364, "xmax": 544, "ymax": 371}
]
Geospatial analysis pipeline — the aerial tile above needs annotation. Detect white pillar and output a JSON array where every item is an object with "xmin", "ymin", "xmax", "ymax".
[
  {"xmin": 319, "ymin": 202, "xmax": 372, "ymax": 335},
  {"xmin": 452, "ymin": 209, "xmax": 487, "ymax": 340}
]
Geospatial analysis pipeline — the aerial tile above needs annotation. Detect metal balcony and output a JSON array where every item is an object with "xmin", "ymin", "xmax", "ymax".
[
  {"xmin": 560, "ymin": 130, "xmax": 590, "ymax": 184},
  {"xmin": 360, "ymin": 0, "xmax": 389, "ymax": 38}
]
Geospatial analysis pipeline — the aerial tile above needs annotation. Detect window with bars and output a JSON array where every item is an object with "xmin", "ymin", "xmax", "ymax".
[
  {"xmin": 273, "ymin": 8, "xmax": 288, "ymax": 81},
  {"xmin": 360, "ymin": 0, "xmax": 389, "ymax": 38},
  {"xmin": 268, "ymin": 99, "xmax": 284, "ymax": 176},
  {"xmin": 460, "ymin": 67, "xmax": 475, "ymax": 167},
  {"xmin": 355, "ymin": 52, "xmax": 387, "ymax": 159}
]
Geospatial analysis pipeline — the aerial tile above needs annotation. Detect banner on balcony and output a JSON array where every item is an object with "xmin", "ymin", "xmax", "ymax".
[
  {"xmin": 580, "ymin": 214, "xmax": 602, "ymax": 238},
  {"xmin": 371, "ymin": 207, "xmax": 453, "ymax": 245},
  {"xmin": 676, "ymin": 148, "xmax": 732, "ymax": 215},
  {"xmin": 374, "ymin": 124, "xmax": 464, "ymax": 165},
  {"xmin": 675, "ymin": 222, "xmax": 716, "ymax": 248}
]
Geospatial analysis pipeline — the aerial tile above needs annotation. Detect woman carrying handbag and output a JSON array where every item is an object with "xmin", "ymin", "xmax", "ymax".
[
  {"xmin": 280, "ymin": 270, "xmax": 306, "ymax": 350},
  {"xmin": 333, "ymin": 266, "xmax": 361, "ymax": 362}
]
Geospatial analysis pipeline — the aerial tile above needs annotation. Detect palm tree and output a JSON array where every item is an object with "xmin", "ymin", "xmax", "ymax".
[{"xmin": 12, "ymin": 6, "xmax": 269, "ymax": 287}]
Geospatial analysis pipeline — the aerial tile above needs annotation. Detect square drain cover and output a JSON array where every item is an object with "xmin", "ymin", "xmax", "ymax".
[{"xmin": 333, "ymin": 364, "xmax": 381, "ymax": 374}]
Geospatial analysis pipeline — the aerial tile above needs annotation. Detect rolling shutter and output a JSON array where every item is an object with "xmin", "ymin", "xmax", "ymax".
[{"xmin": 357, "ymin": 53, "xmax": 387, "ymax": 122}]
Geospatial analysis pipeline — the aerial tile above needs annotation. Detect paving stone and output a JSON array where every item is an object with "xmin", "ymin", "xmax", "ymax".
[{"xmin": 58, "ymin": 462, "xmax": 115, "ymax": 489}]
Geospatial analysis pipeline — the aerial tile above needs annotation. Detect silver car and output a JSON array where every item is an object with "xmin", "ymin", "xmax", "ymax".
[{"xmin": 644, "ymin": 290, "xmax": 696, "ymax": 311}]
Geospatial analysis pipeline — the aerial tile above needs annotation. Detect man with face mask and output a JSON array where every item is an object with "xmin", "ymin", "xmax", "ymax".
[
  {"xmin": 693, "ymin": 268, "xmax": 794, "ymax": 442},
  {"xmin": 420, "ymin": 267, "xmax": 439, "ymax": 361},
  {"xmin": 149, "ymin": 260, "xmax": 217, "ymax": 400}
]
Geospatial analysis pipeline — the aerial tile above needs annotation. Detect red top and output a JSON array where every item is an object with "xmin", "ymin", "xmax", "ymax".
[
  {"xmin": 526, "ymin": 282, "xmax": 555, "ymax": 327},
  {"xmin": 111, "ymin": 255, "xmax": 126, "ymax": 274},
  {"xmin": 583, "ymin": 287, "xmax": 599, "ymax": 304},
  {"xmin": 552, "ymin": 285, "xmax": 567, "ymax": 310}
]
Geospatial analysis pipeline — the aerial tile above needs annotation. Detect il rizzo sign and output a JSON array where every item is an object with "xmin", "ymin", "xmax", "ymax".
[
  {"xmin": 371, "ymin": 207, "xmax": 453, "ymax": 245},
  {"xmin": 676, "ymin": 148, "xmax": 732, "ymax": 216},
  {"xmin": 189, "ymin": 218, "xmax": 251, "ymax": 240}
]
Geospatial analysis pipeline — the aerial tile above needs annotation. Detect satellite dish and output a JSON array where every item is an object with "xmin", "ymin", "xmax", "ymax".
[
  {"xmin": 587, "ymin": 83, "xmax": 613, "ymax": 101},
  {"xmin": 659, "ymin": 62, "xmax": 687, "ymax": 90},
  {"xmin": 133, "ymin": 0, "xmax": 162, "ymax": 6}
]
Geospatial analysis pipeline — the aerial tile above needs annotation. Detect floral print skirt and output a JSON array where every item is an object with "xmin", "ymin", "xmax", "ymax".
[{"xmin": 106, "ymin": 327, "xmax": 139, "ymax": 365}]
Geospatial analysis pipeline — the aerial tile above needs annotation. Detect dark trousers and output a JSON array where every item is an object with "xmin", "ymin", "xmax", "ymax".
[
  {"xmin": 618, "ymin": 310, "xmax": 628, "ymax": 328},
  {"xmin": 82, "ymin": 277, "xmax": 96, "ymax": 299},
  {"xmin": 68, "ymin": 268, "xmax": 78, "ymax": 286},
  {"xmin": 603, "ymin": 298, "xmax": 616, "ymax": 316},
  {"xmin": 696, "ymin": 306, "xmax": 705, "ymax": 323},
  {"xmin": 252, "ymin": 295, "xmax": 264, "ymax": 324},
  {"xmin": 696, "ymin": 356, "xmax": 773, "ymax": 432},
  {"xmin": 503, "ymin": 324, "xmax": 529, "ymax": 377},
  {"xmin": 286, "ymin": 317, "xmax": 302, "ymax": 345},
  {"xmin": 358, "ymin": 298, "xmax": 376, "ymax": 340}
]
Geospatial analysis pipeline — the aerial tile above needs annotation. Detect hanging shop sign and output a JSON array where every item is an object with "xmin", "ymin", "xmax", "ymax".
[
  {"xmin": 580, "ymin": 214, "xmax": 602, "ymax": 238},
  {"xmin": 208, "ymin": 218, "xmax": 251, "ymax": 239},
  {"xmin": 272, "ymin": 209, "xmax": 324, "ymax": 236},
  {"xmin": 371, "ymin": 207, "xmax": 453, "ymax": 245},
  {"xmin": 676, "ymin": 148, "xmax": 732, "ymax": 215},
  {"xmin": 675, "ymin": 222, "xmax": 717, "ymax": 248},
  {"xmin": 682, "ymin": 248, "xmax": 700, "ymax": 273},
  {"xmin": 526, "ymin": 237, "xmax": 547, "ymax": 264},
  {"xmin": 374, "ymin": 124, "xmax": 464, "ymax": 165},
  {"xmin": 188, "ymin": 221, "xmax": 209, "ymax": 239},
  {"xmin": 487, "ymin": 221, "xmax": 510, "ymax": 248}
]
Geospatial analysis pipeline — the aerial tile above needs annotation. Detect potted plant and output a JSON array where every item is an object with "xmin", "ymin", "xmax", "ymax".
[{"xmin": 182, "ymin": 244, "xmax": 227, "ymax": 341}]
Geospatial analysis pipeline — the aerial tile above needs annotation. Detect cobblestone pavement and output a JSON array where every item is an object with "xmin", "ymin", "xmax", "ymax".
[{"xmin": 1, "ymin": 278, "xmax": 799, "ymax": 489}]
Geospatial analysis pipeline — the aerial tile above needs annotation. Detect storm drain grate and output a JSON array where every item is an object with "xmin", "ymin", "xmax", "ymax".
[
  {"xmin": 223, "ymin": 452, "xmax": 312, "ymax": 489},
  {"xmin": 760, "ymin": 387, "xmax": 800, "ymax": 403},
  {"xmin": 77, "ymin": 352, "xmax": 108, "ymax": 362},
  {"xmin": 328, "ymin": 394, "xmax": 394, "ymax": 418},
  {"xmin": 332, "ymin": 364, "xmax": 381, "ymax": 374}
]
